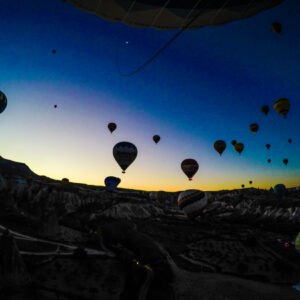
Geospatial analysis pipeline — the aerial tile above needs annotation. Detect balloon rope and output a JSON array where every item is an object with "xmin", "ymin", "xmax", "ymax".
[{"xmin": 151, "ymin": 0, "xmax": 171, "ymax": 28}]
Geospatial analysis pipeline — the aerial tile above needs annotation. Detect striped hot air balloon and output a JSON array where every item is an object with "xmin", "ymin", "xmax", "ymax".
[
  {"xmin": 178, "ymin": 190, "xmax": 208, "ymax": 219},
  {"xmin": 274, "ymin": 98, "xmax": 290, "ymax": 118}
]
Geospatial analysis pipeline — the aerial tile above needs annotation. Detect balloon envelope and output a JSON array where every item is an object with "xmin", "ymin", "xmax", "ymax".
[
  {"xmin": 274, "ymin": 184, "xmax": 286, "ymax": 196},
  {"xmin": 178, "ymin": 190, "xmax": 208, "ymax": 219},
  {"xmin": 283, "ymin": 158, "xmax": 288, "ymax": 165},
  {"xmin": 113, "ymin": 142, "xmax": 138, "ymax": 173},
  {"xmin": 234, "ymin": 143, "xmax": 244, "ymax": 154},
  {"xmin": 271, "ymin": 22, "xmax": 282, "ymax": 34},
  {"xmin": 105, "ymin": 176, "xmax": 121, "ymax": 192},
  {"xmin": 249, "ymin": 123, "xmax": 259, "ymax": 134},
  {"xmin": 274, "ymin": 98, "xmax": 290, "ymax": 118},
  {"xmin": 69, "ymin": 0, "xmax": 284, "ymax": 30},
  {"xmin": 153, "ymin": 135, "xmax": 160, "ymax": 144},
  {"xmin": 108, "ymin": 122, "xmax": 117, "ymax": 133},
  {"xmin": 0, "ymin": 91, "xmax": 7, "ymax": 114},
  {"xmin": 181, "ymin": 159, "xmax": 199, "ymax": 180},
  {"xmin": 231, "ymin": 140, "xmax": 237, "ymax": 146},
  {"xmin": 214, "ymin": 140, "xmax": 226, "ymax": 156},
  {"xmin": 266, "ymin": 144, "xmax": 271, "ymax": 149},
  {"xmin": 261, "ymin": 105, "xmax": 269, "ymax": 115}
]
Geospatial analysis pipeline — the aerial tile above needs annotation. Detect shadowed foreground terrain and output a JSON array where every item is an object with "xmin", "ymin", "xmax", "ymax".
[{"xmin": 0, "ymin": 157, "xmax": 299, "ymax": 299}]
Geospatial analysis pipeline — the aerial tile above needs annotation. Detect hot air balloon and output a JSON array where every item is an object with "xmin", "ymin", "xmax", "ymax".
[
  {"xmin": 249, "ymin": 123, "xmax": 259, "ymax": 134},
  {"xmin": 249, "ymin": 181, "xmax": 253, "ymax": 185},
  {"xmin": 288, "ymin": 138, "xmax": 292, "ymax": 143},
  {"xmin": 274, "ymin": 98, "xmax": 290, "ymax": 118},
  {"xmin": 177, "ymin": 190, "xmax": 208, "ymax": 219},
  {"xmin": 283, "ymin": 158, "xmax": 288, "ymax": 165},
  {"xmin": 266, "ymin": 144, "xmax": 271, "ymax": 149},
  {"xmin": 231, "ymin": 140, "xmax": 237, "ymax": 146},
  {"xmin": 271, "ymin": 22, "xmax": 282, "ymax": 34},
  {"xmin": 61, "ymin": 178, "xmax": 69, "ymax": 184},
  {"xmin": 69, "ymin": 1, "xmax": 284, "ymax": 31},
  {"xmin": 153, "ymin": 135, "xmax": 160, "ymax": 144},
  {"xmin": 149, "ymin": 191, "xmax": 158, "ymax": 201},
  {"xmin": 234, "ymin": 143, "xmax": 244, "ymax": 155},
  {"xmin": 113, "ymin": 142, "xmax": 137, "ymax": 173},
  {"xmin": 274, "ymin": 184, "xmax": 286, "ymax": 197},
  {"xmin": 261, "ymin": 105, "xmax": 269, "ymax": 115},
  {"xmin": 214, "ymin": 140, "xmax": 226, "ymax": 156},
  {"xmin": 104, "ymin": 176, "xmax": 121, "ymax": 192},
  {"xmin": 52, "ymin": 49, "xmax": 56, "ymax": 54},
  {"xmin": 0, "ymin": 91, "xmax": 7, "ymax": 114},
  {"xmin": 181, "ymin": 159, "xmax": 199, "ymax": 181},
  {"xmin": 108, "ymin": 122, "xmax": 117, "ymax": 133},
  {"xmin": 267, "ymin": 159, "xmax": 271, "ymax": 163},
  {"xmin": 54, "ymin": 104, "xmax": 57, "ymax": 108},
  {"xmin": 295, "ymin": 232, "xmax": 300, "ymax": 253},
  {"xmin": 241, "ymin": 184, "xmax": 245, "ymax": 188}
]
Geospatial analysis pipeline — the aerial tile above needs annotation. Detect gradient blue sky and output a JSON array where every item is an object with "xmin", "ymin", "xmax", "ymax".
[{"xmin": 0, "ymin": 0, "xmax": 299, "ymax": 191}]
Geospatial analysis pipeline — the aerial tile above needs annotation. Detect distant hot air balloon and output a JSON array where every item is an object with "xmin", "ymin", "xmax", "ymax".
[
  {"xmin": 181, "ymin": 159, "xmax": 199, "ymax": 181},
  {"xmin": 234, "ymin": 143, "xmax": 244, "ymax": 155},
  {"xmin": 274, "ymin": 98, "xmax": 290, "ymax": 118},
  {"xmin": 271, "ymin": 22, "xmax": 282, "ymax": 34},
  {"xmin": 108, "ymin": 122, "xmax": 117, "ymax": 133},
  {"xmin": 52, "ymin": 49, "xmax": 56, "ymax": 54},
  {"xmin": 149, "ymin": 191, "xmax": 158, "ymax": 201},
  {"xmin": 54, "ymin": 104, "xmax": 57, "ymax": 108},
  {"xmin": 231, "ymin": 140, "xmax": 237, "ymax": 146},
  {"xmin": 104, "ymin": 176, "xmax": 121, "ymax": 192},
  {"xmin": 214, "ymin": 140, "xmax": 226, "ymax": 156},
  {"xmin": 241, "ymin": 184, "xmax": 245, "ymax": 188},
  {"xmin": 288, "ymin": 138, "xmax": 292, "ymax": 143},
  {"xmin": 61, "ymin": 178, "xmax": 69, "ymax": 184},
  {"xmin": 177, "ymin": 190, "xmax": 208, "ymax": 219},
  {"xmin": 274, "ymin": 184, "xmax": 286, "ymax": 196},
  {"xmin": 249, "ymin": 181, "xmax": 253, "ymax": 185},
  {"xmin": 153, "ymin": 135, "xmax": 160, "ymax": 144},
  {"xmin": 113, "ymin": 142, "xmax": 137, "ymax": 173},
  {"xmin": 266, "ymin": 144, "xmax": 271, "ymax": 150},
  {"xmin": 267, "ymin": 159, "xmax": 271, "ymax": 163},
  {"xmin": 0, "ymin": 91, "xmax": 7, "ymax": 114},
  {"xmin": 249, "ymin": 123, "xmax": 259, "ymax": 134},
  {"xmin": 283, "ymin": 158, "xmax": 288, "ymax": 165},
  {"xmin": 295, "ymin": 232, "xmax": 300, "ymax": 253},
  {"xmin": 261, "ymin": 105, "xmax": 269, "ymax": 115}
]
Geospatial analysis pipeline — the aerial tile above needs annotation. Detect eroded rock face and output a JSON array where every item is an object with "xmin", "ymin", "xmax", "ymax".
[{"xmin": 0, "ymin": 230, "xmax": 31, "ymax": 288}]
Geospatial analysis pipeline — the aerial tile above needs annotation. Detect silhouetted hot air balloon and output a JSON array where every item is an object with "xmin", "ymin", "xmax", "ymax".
[
  {"xmin": 54, "ymin": 104, "xmax": 57, "ymax": 108},
  {"xmin": 288, "ymin": 138, "xmax": 292, "ymax": 143},
  {"xmin": 108, "ymin": 122, "xmax": 117, "ymax": 133},
  {"xmin": 267, "ymin": 159, "xmax": 271, "ymax": 163},
  {"xmin": 249, "ymin": 123, "xmax": 259, "ymax": 134},
  {"xmin": 52, "ymin": 49, "xmax": 56, "ymax": 54},
  {"xmin": 61, "ymin": 178, "xmax": 69, "ymax": 184},
  {"xmin": 266, "ymin": 144, "xmax": 271, "ymax": 149},
  {"xmin": 113, "ymin": 142, "xmax": 137, "ymax": 173},
  {"xmin": 274, "ymin": 184, "xmax": 286, "ymax": 196},
  {"xmin": 271, "ymin": 22, "xmax": 282, "ymax": 34},
  {"xmin": 261, "ymin": 105, "xmax": 269, "ymax": 115},
  {"xmin": 181, "ymin": 159, "xmax": 199, "ymax": 181},
  {"xmin": 231, "ymin": 140, "xmax": 237, "ymax": 146},
  {"xmin": 214, "ymin": 140, "xmax": 226, "ymax": 156},
  {"xmin": 153, "ymin": 135, "xmax": 160, "ymax": 144},
  {"xmin": 274, "ymin": 98, "xmax": 290, "ymax": 118},
  {"xmin": 249, "ymin": 181, "xmax": 252, "ymax": 185},
  {"xmin": 234, "ymin": 143, "xmax": 244, "ymax": 155},
  {"xmin": 178, "ymin": 190, "xmax": 208, "ymax": 219},
  {"xmin": 0, "ymin": 91, "xmax": 7, "ymax": 114},
  {"xmin": 241, "ymin": 184, "xmax": 245, "ymax": 188},
  {"xmin": 105, "ymin": 176, "xmax": 121, "ymax": 192},
  {"xmin": 283, "ymin": 158, "xmax": 288, "ymax": 165}
]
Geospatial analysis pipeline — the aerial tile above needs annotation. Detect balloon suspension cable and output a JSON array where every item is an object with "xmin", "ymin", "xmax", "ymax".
[{"xmin": 116, "ymin": 0, "xmax": 235, "ymax": 77}]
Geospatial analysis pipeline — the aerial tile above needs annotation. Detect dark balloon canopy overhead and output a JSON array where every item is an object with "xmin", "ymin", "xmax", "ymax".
[
  {"xmin": 69, "ymin": 0, "xmax": 284, "ymax": 30},
  {"xmin": 181, "ymin": 159, "xmax": 199, "ymax": 181},
  {"xmin": 214, "ymin": 140, "xmax": 226, "ymax": 156},
  {"xmin": 271, "ymin": 22, "xmax": 282, "ymax": 34},
  {"xmin": 113, "ymin": 142, "xmax": 137, "ymax": 173},
  {"xmin": 274, "ymin": 98, "xmax": 290, "ymax": 118},
  {"xmin": 108, "ymin": 122, "xmax": 117, "ymax": 133},
  {"xmin": 283, "ymin": 158, "xmax": 288, "ymax": 165},
  {"xmin": 0, "ymin": 91, "xmax": 7, "ymax": 114},
  {"xmin": 153, "ymin": 135, "xmax": 160, "ymax": 144},
  {"xmin": 105, "ymin": 176, "xmax": 121, "ymax": 192},
  {"xmin": 249, "ymin": 123, "xmax": 259, "ymax": 134},
  {"xmin": 261, "ymin": 105, "xmax": 269, "ymax": 115}
]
